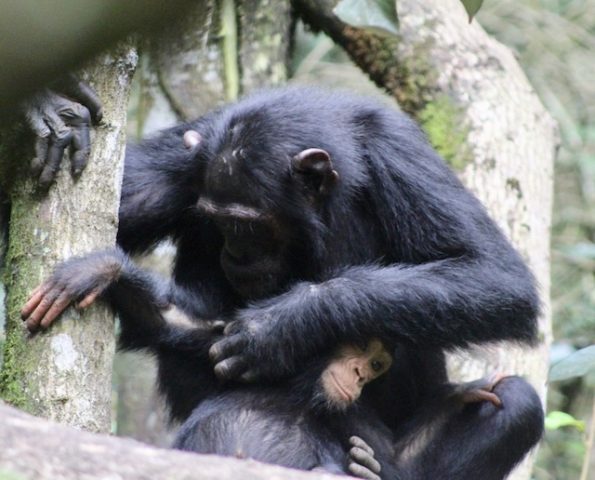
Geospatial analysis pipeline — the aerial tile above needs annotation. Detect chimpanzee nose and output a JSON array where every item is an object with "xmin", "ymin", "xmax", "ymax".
[{"xmin": 354, "ymin": 365, "xmax": 365, "ymax": 385}]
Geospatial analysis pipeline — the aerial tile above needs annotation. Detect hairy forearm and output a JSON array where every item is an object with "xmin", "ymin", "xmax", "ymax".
[{"xmin": 244, "ymin": 256, "xmax": 539, "ymax": 370}]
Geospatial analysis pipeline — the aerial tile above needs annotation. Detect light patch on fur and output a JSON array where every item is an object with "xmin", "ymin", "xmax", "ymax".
[
  {"xmin": 395, "ymin": 415, "xmax": 447, "ymax": 464},
  {"xmin": 51, "ymin": 333, "xmax": 79, "ymax": 372},
  {"xmin": 162, "ymin": 305, "xmax": 196, "ymax": 330}
]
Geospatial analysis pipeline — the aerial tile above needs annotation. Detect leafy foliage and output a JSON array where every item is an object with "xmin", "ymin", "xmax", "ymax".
[
  {"xmin": 333, "ymin": 0, "xmax": 486, "ymax": 35},
  {"xmin": 550, "ymin": 345, "xmax": 595, "ymax": 382},
  {"xmin": 545, "ymin": 411, "xmax": 585, "ymax": 432},
  {"xmin": 333, "ymin": 0, "xmax": 399, "ymax": 36},
  {"xmin": 461, "ymin": 0, "xmax": 484, "ymax": 21}
]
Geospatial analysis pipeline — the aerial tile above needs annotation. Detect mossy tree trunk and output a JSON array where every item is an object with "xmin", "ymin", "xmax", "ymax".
[
  {"xmin": 0, "ymin": 44, "xmax": 137, "ymax": 433},
  {"xmin": 394, "ymin": 5, "xmax": 555, "ymax": 479}
]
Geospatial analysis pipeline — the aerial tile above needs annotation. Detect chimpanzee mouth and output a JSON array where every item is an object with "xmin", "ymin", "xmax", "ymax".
[{"xmin": 329, "ymin": 372, "xmax": 356, "ymax": 404}]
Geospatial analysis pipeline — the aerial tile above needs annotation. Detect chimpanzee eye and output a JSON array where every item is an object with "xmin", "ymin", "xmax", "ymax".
[{"xmin": 371, "ymin": 360, "xmax": 383, "ymax": 372}]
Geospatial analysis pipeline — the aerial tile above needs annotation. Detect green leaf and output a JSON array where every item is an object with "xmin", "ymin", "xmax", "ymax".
[
  {"xmin": 550, "ymin": 345, "xmax": 595, "ymax": 382},
  {"xmin": 333, "ymin": 0, "xmax": 399, "ymax": 36},
  {"xmin": 460, "ymin": 0, "xmax": 484, "ymax": 22},
  {"xmin": 544, "ymin": 411, "xmax": 585, "ymax": 432}
]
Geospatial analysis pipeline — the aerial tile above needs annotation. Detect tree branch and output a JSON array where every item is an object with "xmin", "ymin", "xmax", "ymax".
[{"xmin": 0, "ymin": 402, "xmax": 348, "ymax": 480}]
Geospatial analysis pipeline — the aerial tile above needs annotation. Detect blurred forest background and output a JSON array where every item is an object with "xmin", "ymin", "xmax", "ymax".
[
  {"xmin": 476, "ymin": 1, "xmax": 595, "ymax": 478},
  {"xmin": 0, "ymin": 0, "xmax": 594, "ymax": 479}
]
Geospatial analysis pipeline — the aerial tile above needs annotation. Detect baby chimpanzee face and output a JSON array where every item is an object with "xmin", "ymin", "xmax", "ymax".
[{"xmin": 320, "ymin": 339, "xmax": 393, "ymax": 409}]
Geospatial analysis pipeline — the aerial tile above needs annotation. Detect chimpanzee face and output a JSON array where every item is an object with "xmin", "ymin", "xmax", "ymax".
[
  {"xmin": 188, "ymin": 122, "xmax": 339, "ymax": 299},
  {"xmin": 196, "ymin": 195, "xmax": 291, "ymax": 299}
]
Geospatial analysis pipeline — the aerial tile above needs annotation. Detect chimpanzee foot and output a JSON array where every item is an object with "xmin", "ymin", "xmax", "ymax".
[
  {"xmin": 455, "ymin": 372, "xmax": 507, "ymax": 408},
  {"xmin": 347, "ymin": 436, "xmax": 381, "ymax": 480}
]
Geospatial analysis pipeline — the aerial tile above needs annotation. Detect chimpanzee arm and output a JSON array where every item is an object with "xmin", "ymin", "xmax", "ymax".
[
  {"xmin": 211, "ymin": 252, "xmax": 538, "ymax": 380},
  {"xmin": 21, "ymin": 248, "xmax": 166, "ymax": 339},
  {"xmin": 21, "ymin": 247, "xmax": 224, "ymax": 420},
  {"xmin": 117, "ymin": 116, "xmax": 218, "ymax": 254},
  {"xmin": 210, "ymin": 111, "xmax": 539, "ymax": 381},
  {"xmin": 20, "ymin": 247, "xmax": 223, "ymax": 349}
]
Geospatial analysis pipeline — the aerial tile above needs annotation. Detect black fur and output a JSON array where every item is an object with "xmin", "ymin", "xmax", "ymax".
[{"xmin": 45, "ymin": 86, "xmax": 544, "ymax": 478}]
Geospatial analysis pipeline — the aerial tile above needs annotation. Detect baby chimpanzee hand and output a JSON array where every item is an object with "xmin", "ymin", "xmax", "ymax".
[{"xmin": 348, "ymin": 436, "xmax": 382, "ymax": 480}]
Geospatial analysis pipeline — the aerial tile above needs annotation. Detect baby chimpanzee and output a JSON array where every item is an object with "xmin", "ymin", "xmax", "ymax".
[
  {"xmin": 173, "ymin": 330, "xmax": 510, "ymax": 480},
  {"xmin": 174, "ymin": 338, "xmax": 394, "ymax": 477}
]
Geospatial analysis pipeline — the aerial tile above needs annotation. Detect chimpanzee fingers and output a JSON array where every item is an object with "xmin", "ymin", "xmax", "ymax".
[
  {"xmin": 349, "ymin": 436, "xmax": 375, "ymax": 457},
  {"xmin": 68, "ymin": 79, "xmax": 103, "ymax": 123},
  {"xmin": 349, "ymin": 446, "xmax": 381, "ymax": 475},
  {"xmin": 25, "ymin": 108, "xmax": 50, "ymax": 176},
  {"xmin": 70, "ymin": 124, "xmax": 91, "ymax": 177},
  {"xmin": 210, "ymin": 320, "xmax": 227, "ymax": 332},
  {"xmin": 461, "ymin": 389, "xmax": 503, "ymax": 408},
  {"xmin": 348, "ymin": 462, "xmax": 381, "ymax": 480},
  {"xmin": 76, "ymin": 287, "xmax": 102, "ymax": 310},
  {"xmin": 32, "ymin": 136, "xmax": 50, "ymax": 177},
  {"xmin": 223, "ymin": 320, "xmax": 242, "ymax": 335},
  {"xmin": 40, "ymin": 290, "xmax": 73, "ymax": 329},
  {"xmin": 238, "ymin": 369, "xmax": 260, "ymax": 383},
  {"xmin": 39, "ymin": 137, "xmax": 71, "ymax": 189},
  {"xmin": 213, "ymin": 356, "xmax": 248, "ymax": 380},
  {"xmin": 23, "ymin": 285, "xmax": 64, "ymax": 331},
  {"xmin": 21, "ymin": 283, "xmax": 51, "ymax": 319},
  {"xmin": 183, "ymin": 130, "xmax": 201, "ymax": 149},
  {"xmin": 38, "ymin": 112, "xmax": 73, "ymax": 188},
  {"xmin": 25, "ymin": 107, "xmax": 51, "ymax": 139},
  {"xmin": 208, "ymin": 333, "xmax": 247, "ymax": 363}
]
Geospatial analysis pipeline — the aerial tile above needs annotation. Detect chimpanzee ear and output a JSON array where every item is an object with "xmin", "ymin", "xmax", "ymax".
[
  {"xmin": 183, "ymin": 130, "xmax": 202, "ymax": 149},
  {"xmin": 291, "ymin": 148, "xmax": 340, "ymax": 195}
]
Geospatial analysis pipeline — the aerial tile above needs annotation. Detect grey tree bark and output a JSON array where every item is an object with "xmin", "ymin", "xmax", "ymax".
[
  {"xmin": 0, "ymin": 401, "xmax": 348, "ymax": 480},
  {"xmin": 0, "ymin": 44, "xmax": 137, "ymax": 433},
  {"xmin": 395, "ymin": 2, "xmax": 556, "ymax": 479}
]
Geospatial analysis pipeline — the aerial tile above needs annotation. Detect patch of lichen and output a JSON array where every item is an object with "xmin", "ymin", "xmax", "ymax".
[
  {"xmin": 0, "ymin": 194, "xmax": 39, "ymax": 410},
  {"xmin": 0, "ymin": 329, "xmax": 30, "ymax": 409},
  {"xmin": 339, "ymin": 26, "xmax": 438, "ymax": 117},
  {"xmin": 329, "ymin": 20, "xmax": 472, "ymax": 170},
  {"xmin": 417, "ymin": 94, "xmax": 472, "ymax": 171}
]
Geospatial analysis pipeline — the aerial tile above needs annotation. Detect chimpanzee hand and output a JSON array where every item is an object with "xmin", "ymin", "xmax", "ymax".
[
  {"xmin": 23, "ymin": 74, "xmax": 103, "ymax": 189},
  {"xmin": 348, "ymin": 436, "xmax": 382, "ymax": 480},
  {"xmin": 21, "ymin": 250, "xmax": 123, "ymax": 332},
  {"xmin": 208, "ymin": 310, "xmax": 284, "ymax": 382},
  {"xmin": 452, "ymin": 372, "xmax": 507, "ymax": 408}
]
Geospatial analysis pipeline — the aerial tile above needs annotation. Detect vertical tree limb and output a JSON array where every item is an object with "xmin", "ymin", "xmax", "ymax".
[{"xmin": 0, "ymin": 44, "xmax": 137, "ymax": 433}]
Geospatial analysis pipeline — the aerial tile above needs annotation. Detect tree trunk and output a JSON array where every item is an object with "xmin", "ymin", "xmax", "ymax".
[
  {"xmin": 390, "ymin": 3, "xmax": 556, "ymax": 478},
  {"xmin": 0, "ymin": 44, "xmax": 137, "ymax": 433},
  {"xmin": 0, "ymin": 401, "xmax": 346, "ymax": 480}
]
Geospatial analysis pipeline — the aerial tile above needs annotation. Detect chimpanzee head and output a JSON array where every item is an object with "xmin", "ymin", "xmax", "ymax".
[
  {"xmin": 185, "ymin": 111, "xmax": 340, "ymax": 300},
  {"xmin": 318, "ymin": 339, "xmax": 393, "ymax": 410}
]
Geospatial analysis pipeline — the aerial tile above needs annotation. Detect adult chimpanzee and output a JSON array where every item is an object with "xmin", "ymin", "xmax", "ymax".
[{"xmin": 22, "ymin": 86, "xmax": 543, "ymax": 478}]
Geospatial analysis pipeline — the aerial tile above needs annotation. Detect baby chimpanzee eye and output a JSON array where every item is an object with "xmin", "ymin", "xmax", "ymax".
[{"xmin": 371, "ymin": 360, "xmax": 383, "ymax": 372}]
